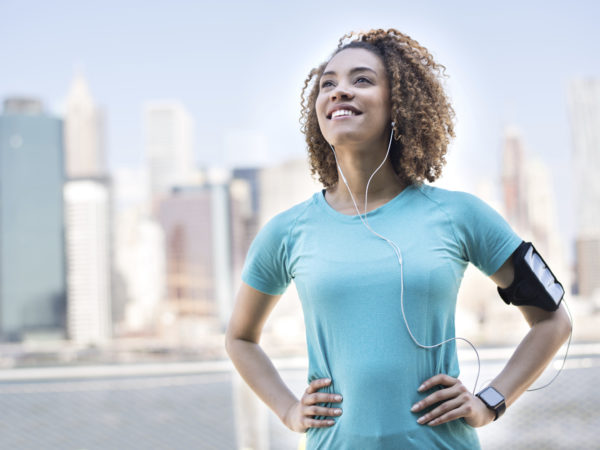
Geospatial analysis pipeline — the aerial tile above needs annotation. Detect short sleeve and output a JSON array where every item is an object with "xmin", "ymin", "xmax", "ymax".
[
  {"xmin": 449, "ymin": 192, "xmax": 523, "ymax": 276},
  {"xmin": 241, "ymin": 213, "xmax": 293, "ymax": 296}
]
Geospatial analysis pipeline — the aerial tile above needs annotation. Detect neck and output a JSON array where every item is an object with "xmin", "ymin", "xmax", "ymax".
[{"xmin": 327, "ymin": 139, "xmax": 406, "ymax": 214}]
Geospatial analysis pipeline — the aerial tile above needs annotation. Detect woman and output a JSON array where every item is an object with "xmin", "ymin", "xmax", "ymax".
[{"xmin": 225, "ymin": 29, "xmax": 571, "ymax": 449}]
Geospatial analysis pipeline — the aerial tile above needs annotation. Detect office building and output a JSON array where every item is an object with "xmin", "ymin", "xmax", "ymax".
[
  {"xmin": 157, "ymin": 185, "xmax": 221, "ymax": 333},
  {"xmin": 500, "ymin": 127, "xmax": 567, "ymax": 284},
  {"xmin": 568, "ymin": 79, "xmax": 600, "ymax": 298},
  {"xmin": 257, "ymin": 158, "xmax": 322, "ymax": 225},
  {"xmin": 230, "ymin": 168, "xmax": 260, "ymax": 282},
  {"xmin": 0, "ymin": 98, "xmax": 66, "ymax": 341},
  {"xmin": 64, "ymin": 178, "xmax": 112, "ymax": 345},
  {"xmin": 501, "ymin": 127, "xmax": 529, "ymax": 233},
  {"xmin": 111, "ymin": 167, "xmax": 165, "ymax": 334},
  {"xmin": 63, "ymin": 75, "xmax": 113, "ymax": 343},
  {"xmin": 64, "ymin": 73, "xmax": 105, "ymax": 177},
  {"xmin": 143, "ymin": 101, "xmax": 195, "ymax": 202}
]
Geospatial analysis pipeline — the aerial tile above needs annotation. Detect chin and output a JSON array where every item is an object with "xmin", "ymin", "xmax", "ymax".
[
  {"xmin": 328, "ymin": 131, "xmax": 378, "ymax": 149},
  {"xmin": 325, "ymin": 127, "xmax": 361, "ymax": 143}
]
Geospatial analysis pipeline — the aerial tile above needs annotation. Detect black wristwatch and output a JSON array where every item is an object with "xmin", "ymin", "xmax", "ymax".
[{"xmin": 476, "ymin": 386, "xmax": 506, "ymax": 421}]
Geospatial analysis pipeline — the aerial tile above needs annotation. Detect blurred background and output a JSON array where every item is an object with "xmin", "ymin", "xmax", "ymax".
[{"xmin": 1, "ymin": 0, "xmax": 599, "ymax": 448}]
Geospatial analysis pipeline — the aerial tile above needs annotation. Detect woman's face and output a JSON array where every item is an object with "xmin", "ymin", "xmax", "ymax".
[{"xmin": 316, "ymin": 47, "xmax": 391, "ymax": 150}]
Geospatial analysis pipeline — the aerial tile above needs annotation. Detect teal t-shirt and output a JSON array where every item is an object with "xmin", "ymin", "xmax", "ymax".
[{"xmin": 242, "ymin": 183, "xmax": 522, "ymax": 449}]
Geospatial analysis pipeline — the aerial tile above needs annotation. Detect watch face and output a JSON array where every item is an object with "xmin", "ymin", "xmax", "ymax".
[{"xmin": 480, "ymin": 387, "xmax": 504, "ymax": 407}]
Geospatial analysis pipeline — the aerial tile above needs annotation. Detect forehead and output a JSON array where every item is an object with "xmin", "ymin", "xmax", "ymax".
[{"xmin": 323, "ymin": 48, "xmax": 385, "ymax": 75}]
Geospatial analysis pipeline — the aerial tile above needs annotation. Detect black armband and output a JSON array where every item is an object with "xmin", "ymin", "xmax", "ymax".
[{"xmin": 497, "ymin": 241, "xmax": 564, "ymax": 312}]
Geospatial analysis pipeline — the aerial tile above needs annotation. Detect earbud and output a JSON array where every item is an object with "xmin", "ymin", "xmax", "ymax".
[{"xmin": 391, "ymin": 121, "xmax": 395, "ymax": 127}]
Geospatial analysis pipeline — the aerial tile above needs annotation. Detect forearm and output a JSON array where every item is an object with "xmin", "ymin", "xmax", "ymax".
[
  {"xmin": 489, "ymin": 306, "xmax": 571, "ymax": 407},
  {"xmin": 226, "ymin": 337, "xmax": 298, "ymax": 422}
]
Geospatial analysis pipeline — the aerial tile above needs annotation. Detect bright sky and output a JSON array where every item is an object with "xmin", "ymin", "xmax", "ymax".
[{"xmin": 1, "ymin": 0, "xmax": 599, "ymax": 243}]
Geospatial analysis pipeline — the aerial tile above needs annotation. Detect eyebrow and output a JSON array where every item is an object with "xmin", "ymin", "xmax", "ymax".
[{"xmin": 322, "ymin": 66, "xmax": 378, "ymax": 77}]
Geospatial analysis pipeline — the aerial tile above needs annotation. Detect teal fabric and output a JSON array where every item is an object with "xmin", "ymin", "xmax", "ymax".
[{"xmin": 242, "ymin": 184, "xmax": 522, "ymax": 449}]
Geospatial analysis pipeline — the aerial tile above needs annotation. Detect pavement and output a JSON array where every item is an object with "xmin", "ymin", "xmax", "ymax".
[{"xmin": 0, "ymin": 348, "xmax": 598, "ymax": 449}]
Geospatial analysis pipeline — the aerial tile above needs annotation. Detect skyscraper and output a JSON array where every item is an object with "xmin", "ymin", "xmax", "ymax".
[
  {"xmin": 157, "ymin": 186, "xmax": 221, "ymax": 332},
  {"xmin": 568, "ymin": 79, "xmax": 600, "ymax": 298},
  {"xmin": 500, "ymin": 127, "xmax": 566, "ymax": 281},
  {"xmin": 112, "ymin": 167, "xmax": 165, "ymax": 334},
  {"xmin": 64, "ymin": 73, "xmax": 105, "ymax": 177},
  {"xmin": 0, "ymin": 98, "xmax": 66, "ymax": 341},
  {"xmin": 230, "ymin": 167, "xmax": 261, "ymax": 282},
  {"xmin": 64, "ymin": 178, "xmax": 112, "ymax": 344},
  {"xmin": 143, "ymin": 101, "xmax": 194, "ymax": 201},
  {"xmin": 501, "ymin": 126, "xmax": 529, "ymax": 233},
  {"xmin": 63, "ymin": 75, "xmax": 113, "ymax": 344},
  {"xmin": 257, "ymin": 158, "xmax": 322, "ymax": 227}
]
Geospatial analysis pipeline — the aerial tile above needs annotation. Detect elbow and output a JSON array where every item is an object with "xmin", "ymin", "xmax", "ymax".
[
  {"xmin": 224, "ymin": 322, "xmax": 236, "ymax": 356},
  {"xmin": 526, "ymin": 303, "xmax": 572, "ymax": 343},
  {"xmin": 224, "ymin": 326, "xmax": 235, "ymax": 357},
  {"xmin": 224, "ymin": 325, "xmax": 249, "ymax": 357},
  {"xmin": 554, "ymin": 303, "xmax": 572, "ymax": 343},
  {"xmin": 559, "ymin": 310, "xmax": 573, "ymax": 342}
]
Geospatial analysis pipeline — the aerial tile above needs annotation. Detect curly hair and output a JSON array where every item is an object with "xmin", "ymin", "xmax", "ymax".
[{"xmin": 300, "ymin": 29, "xmax": 455, "ymax": 188}]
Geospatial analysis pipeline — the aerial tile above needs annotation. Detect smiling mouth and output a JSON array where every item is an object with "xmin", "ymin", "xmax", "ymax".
[{"xmin": 328, "ymin": 109, "xmax": 362, "ymax": 119}]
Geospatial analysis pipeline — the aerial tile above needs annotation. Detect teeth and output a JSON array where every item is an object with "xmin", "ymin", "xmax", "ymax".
[{"xmin": 331, "ymin": 109, "xmax": 356, "ymax": 119}]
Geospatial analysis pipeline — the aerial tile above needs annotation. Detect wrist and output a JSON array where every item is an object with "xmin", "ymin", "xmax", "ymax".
[
  {"xmin": 476, "ymin": 397, "xmax": 497, "ymax": 424},
  {"xmin": 476, "ymin": 386, "xmax": 506, "ymax": 421},
  {"xmin": 280, "ymin": 398, "xmax": 299, "ymax": 429}
]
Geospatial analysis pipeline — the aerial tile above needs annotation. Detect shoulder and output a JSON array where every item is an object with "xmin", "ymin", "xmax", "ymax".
[
  {"xmin": 412, "ymin": 184, "xmax": 512, "ymax": 241},
  {"xmin": 243, "ymin": 194, "xmax": 320, "ymax": 295},
  {"xmin": 414, "ymin": 183, "xmax": 483, "ymax": 206},
  {"xmin": 413, "ymin": 184, "xmax": 498, "ymax": 217}
]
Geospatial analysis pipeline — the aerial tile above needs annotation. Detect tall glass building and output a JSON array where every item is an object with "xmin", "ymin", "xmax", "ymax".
[
  {"xmin": 568, "ymin": 80, "xmax": 600, "ymax": 298},
  {"xmin": 0, "ymin": 98, "xmax": 66, "ymax": 341}
]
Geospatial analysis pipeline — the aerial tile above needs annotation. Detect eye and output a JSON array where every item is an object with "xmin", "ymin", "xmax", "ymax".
[
  {"xmin": 355, "ymin": 76, "xmax": 372, "ymax": 85},
  {"xmin": 320, "ymin": 80, "xmax": 335, "ymax": 89}
]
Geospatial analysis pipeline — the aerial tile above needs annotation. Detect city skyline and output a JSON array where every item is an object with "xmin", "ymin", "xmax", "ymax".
[
  {"xmin": 0, "ymin": 92, "xmax": 596, "ymax": 349},
  {"xmin": 1, "ymin": 2, "xmax": 599, "ymax": 343},
  {"xmin": 2, "ymin": 1, "xmax": 598, "ymax": 250}
]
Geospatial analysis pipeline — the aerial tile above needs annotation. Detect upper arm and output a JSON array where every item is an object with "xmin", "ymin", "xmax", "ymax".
[
  {"xmin": 489, "ymin": 255, "xmax": 571, "ymax": 331},
  {"xmin": 489, "ymin": 256, "xmax": 515, "ymax": 289},
  {"xmin": 228, "ymin": 211, "xmax": 295, "ymax": 345},
  {"xmin": 226, "ymin": 282, "xmax": 282, "ymax": 344}
]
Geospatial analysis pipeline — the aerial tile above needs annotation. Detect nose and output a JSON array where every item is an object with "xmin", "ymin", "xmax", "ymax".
[{"xmin": 330, "ymin": 83, "xmax": 354, "ymax": 102}]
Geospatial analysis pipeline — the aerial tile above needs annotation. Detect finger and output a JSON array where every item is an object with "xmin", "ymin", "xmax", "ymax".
[
  {"xmin": 305, "ymin": 378, "xmax": 331, "ymax": 394},
  {"xmin": 303, "ymin": 392, "xmax": 343, "ymax": 405},
  {"xmin": 304, "ymin": 418, "xmax": 336, "ymax": 428},
  {"xmin": 416, "ymin": 396, "xmax": 463, "ymax": 425},
  {"xmin": 418, "ymin": 374, "xmax": 459, "ymax": 392},
  {"xmin": 426, "ymin": 403, "xmax": 472, "ymax": 426},
  {"xmin": 304, "ymin": 405, "xmax": 343, "ymax": 418},
  {"xmin": 412, "ymin": 383, "xmax": 468, "ymax": 412}
]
